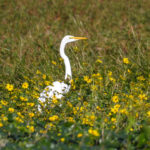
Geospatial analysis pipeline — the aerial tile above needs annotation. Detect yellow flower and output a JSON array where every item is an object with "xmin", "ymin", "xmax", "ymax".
[
  {"xmin": 120, "ymin": 75, "xmax": 125, "ymax": 80},
  {"xmin": 136, "ymin": 113, "xmax": 139, "ymax": 118},
  {"xmin": 88, "ymin": 129, "xmax": 100, "ymax": 137},
  {"xmin": 2, "ymin": 116, "xmax": 8, "ymax": 121},
  {"xmin": 60, "ymin": 138, "xmax": 65, "ymax": 142},
  {"xmin": 91, "ymin": 85, "xmax": 98, "ymax": 91},
  {"xmin": 59, "ymin": 58, "xmax": 63, "ymax": 61},
  {"xmin": 8, "ymin": 108, "xmax": 15, "ymax": 113},
  {"xmin": 92, "ymin": 73, "xmax": 100, "ymax": 77},
  {"xmin": 52, "ymin": 99, "xmax": 58, "ymax": 104},
  {"xmin": 104, "ymin": 118, "xmax": 108, "ymax": 122},
  {"xmin": 104, "ymin": 92, "xmax": 107, "ymax": 95},
  {"xmin": 73, "ymin": 107, "xmax": 80, "ymax": 115},
  {"xmin": 3, "ymin": 117, "xmax": 8, "ymax": 121},
  {"xmin": 29, "ymin": 112, "xmax": 34, "ymax": 118},
  {"xmin": 0, "ymin": 122, "xmax": 3, "ymax": 127},
  {"xmin": 15, "ymin": 117, "xmax": 24, "ymax": 123},
  {"xmin": 108, "ymin": 71, "xmax": 112, "ymax": 76},
  {"xmin": 147, "ymin": 111, "xmax": 150, "ymax": 117},
  {"xmin": 112, "ymin": 125, "xmax": 116, "ymax": 129},
  {"xmin": 98, "ymin": 77, "xmax": 103, "ymax": 81},
  {"xmin": 52, "ymin": 96, "xmax": 58, "ymax": 104},
  {"xmin": 45, "ymin": 123, "xmax": 55, "ymax": 130},
  {"xmin": 123, "ymin": 58, "xmax": 130, "ymax": 64},
  {"xmin": 57, "ymin": 133, "xmax": 61, "ymax": 136},
  {"xmin": 84, "ymin": 76, "xmax": 92, "ymax": 84},
  {"xmin": 27, "ymin": 102, "xmax": 35, "ymax": 107},
  {"xmin": 49, "ymin": 115, "xmax": 59, "ymax": 121},
  {"xmin": 67, "ymin": 117, "xmax": 75, "ymax": 123},
  {"xmin": 82, "ymin": 118, "xmax": 89, "ymax": 125},
  {"xmin": 111, "ymin": 108, "xmax": 117, "ymax": 114},
  {"xmin": 111, "ymin": 117, "xmax": 116, "ymax": 123},
  {"xmin": 20, "ymin": 96, "xmax": 28, "ymax": 101},
  {"xmin": 111, "ymin": 104, "xmax": 120, "ymax": 114},
  {"xmin": 78, "ymin": 97, "xmax": 81, "ymax": 101},
  {"xmin": 22, "ymin": 82, "xmax": 29, "ymax": 89},
  {"xmin": 82, "ymin": 114, "xmax": 96, "ymax": 127},
  {"xmin": 1, "ymin": 100, "xmax": 8, "ymax": 106},
  {"xmin": 70, "ymin": 79, "xmax": 76, "ymax": 89},
  {"xmin": 120, "ymin": 109, "xmax": 128, "ymax": 115},
  {"xmin": 128, "ymin": 69, "xmax": 131, "ymax": 73},
  {"xmin": 137, "ymin": 76, "xmax": 145, "ymax": 81},
  {"xmin": 30, "ymin": 126, "xmax": 35, "ymax": 132},
  {"xmin": 112, "ymin": 95, "xmax": 119, "ymax": 103},
  {"xmin": 42, "ymin": 74, "xmax": 46, "ymax": 80},
  {"xmin": 40, "ymin": 130, "xmax": 47, "ymax": 134},
  {"xmin": 27, "ymin": 125, "xmax": 34, "ymax": 132},
  {"xmin": 44, "ymin": 81, "xmax": 50, "ymax": 86},
  {"xmin": 67, "ymin": 101, "xmax": 73, "ymax": 108},
  {"xmin": 77, "ymin": 133, "xmax": 83, "ymax": 138},
  {"xmin": 96, "ymin": 106, "xmax": 101, "ymax": 111},
  {"xmin": 138, "ymin": 94, "xmax": 147, "ymax": 100},
  {"xmin": 115, "ymin": 104, "xmax": 120, "ymax": 109},
  {"xmin": 52, "ymin": 61, "xmax": 56, "ymax": 65},
  {"xmin": 96, "ymin": 59, "xmax": 103, "ymax": 63},
  {"xmin": 90, "ymin": 115, "xmax": 96, "ymax": 121},
  {"xmin": 6, "ymin": 84, "xmax": 14, "ymax": 91},
  {"xmin": 108, "ymin": 112, "xmax": 112, "ymax": 116},
  {"xmin": 129, "ymin": 95, "xmax": 134, "ymax": 99},
  {"xmin": 36, "ymin": 70, "xmax": 41, "ymax": 74},
  {"xmin": 17, "ymin": 112, "xmax": 23, "ymax": 117},
  {"xmin": 130, "ymin": 128, "xmax": 133, "ymax": 131},
  {"xmin": 109, "ymin": 77, "xmax": 116, "ymax": 82}
]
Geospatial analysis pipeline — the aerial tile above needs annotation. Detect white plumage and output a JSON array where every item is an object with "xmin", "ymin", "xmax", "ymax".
[
  {"xmin": 38, "ymin": 35, "xmax": 87, "ymax": 111},
  {"xmin": 38, "ymin": 81, "xmax": 70, "ymax": 102}
]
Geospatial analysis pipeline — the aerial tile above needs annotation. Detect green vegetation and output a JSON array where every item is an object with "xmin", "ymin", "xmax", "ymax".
[{"xmin": 0, "ymin": 0, "xmax": 150, "ymax": 149}]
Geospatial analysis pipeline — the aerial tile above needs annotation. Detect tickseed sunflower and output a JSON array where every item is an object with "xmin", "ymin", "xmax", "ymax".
[
  {"xmin": 88, "ymin": 129, "xmax": 100, "ymax": 137},
  {"xmin": 0, "ymin": 122, "xmax": 3, "ymax": 127},
  {"xmin": 77, "ymin": 133, "xmax": 83, "ymax": 138},
  {"xmin": 123, "ymin": 58, "xmax": 130, "ymax": 64},
  {"xmin": 22, "ymin": 82, "xmax": 29, "ymax": 89},
  {"xmin": 6, "ymin": 84, "xmax": 14, "ymax": 91},
  {"xmin": 112, "ymin": 95, "xmax": 119, "ymax": 103},
  {"xmin": 49, "ymin": 115, "xmax": 59, "ymax": 121},
  {"xmin": 60, "ymin": 138, "xmax": 65, "ymax": 142},
  {"xmin": 8, "ymin": 108, "xmax": 15, "ymax": 113}
]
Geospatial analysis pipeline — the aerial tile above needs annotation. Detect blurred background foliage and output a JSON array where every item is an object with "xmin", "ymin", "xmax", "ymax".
[{"xmin": 0, "ymin": 0, "xmax": 149, "ymax": 83}]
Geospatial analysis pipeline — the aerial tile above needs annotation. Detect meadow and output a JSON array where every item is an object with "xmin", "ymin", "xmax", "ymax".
[{"xmin": 0, "ymin": 0, "xmax": 150, "ymax": 149}]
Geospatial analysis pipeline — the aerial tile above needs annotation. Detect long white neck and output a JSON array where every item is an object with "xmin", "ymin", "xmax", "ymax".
[{"xmin": 60, "ymin": 41, "xmax": 72, "ymax": 80}]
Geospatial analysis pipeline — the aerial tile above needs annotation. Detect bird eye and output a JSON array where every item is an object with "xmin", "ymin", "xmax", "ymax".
[{"xmin": 69, "ymin": 37, "xmax": 74, "ymax": 39}]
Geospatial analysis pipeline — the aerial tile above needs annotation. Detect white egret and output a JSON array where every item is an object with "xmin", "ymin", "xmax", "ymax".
[{"xmin": 38, "ymin": 35, "xmax": 87, "ymax": 111}]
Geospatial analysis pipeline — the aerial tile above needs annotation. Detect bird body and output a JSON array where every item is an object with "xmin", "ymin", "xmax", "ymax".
[
  {"xmin": 38, "ymin": 35, "xmax": 87, "ymax": 111},
  {"xmin": 38, "ymin": 81, "xmax": 70, "ymax": 102}
]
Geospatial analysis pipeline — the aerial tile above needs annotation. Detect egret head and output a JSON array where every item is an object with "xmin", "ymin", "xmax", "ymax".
[{"xmin": 62, "ymin": 35, "xmax": 87, "ymax": 44}]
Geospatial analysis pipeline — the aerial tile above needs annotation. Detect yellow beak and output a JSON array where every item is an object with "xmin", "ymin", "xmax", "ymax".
[{"xmin": 70, "ymin": 37, "xmax": 87, "ymax": 40}]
